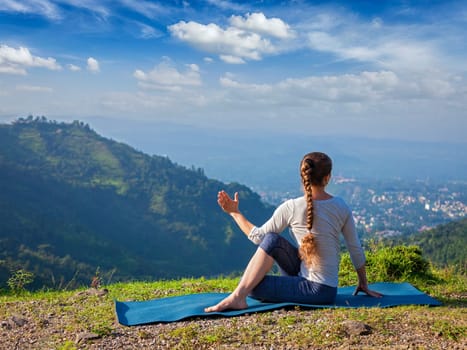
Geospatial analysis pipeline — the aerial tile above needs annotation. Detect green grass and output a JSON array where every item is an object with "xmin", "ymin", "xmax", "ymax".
[
  {"xmin": 0, "ymin": 271, "xmax": 465, "ymax": 349},
  {"xmin": 1, "ymin": 245, "xmax": 466, "ymax": 350}
]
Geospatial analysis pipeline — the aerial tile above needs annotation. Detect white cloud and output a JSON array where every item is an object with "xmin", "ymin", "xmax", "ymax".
[
  {"xmin": 220, "ymin": 55, "xmax": 245, "ymax": 64},
  {"xmin": 87, "ymin": 57, "xmax": 100, "ymax": 73},
  {"xmin": 307, "ymin": 30, "xmax": 440, "ymax": 72},
  {"xmin": 101, "ymin": 61, "xmax": 206, "ymax": 116},
  {"xmin": 119, "ymin": 0, "xmax": 167, "ymax": 19},
  {"xmin": 133, "ymin": 60, "xmax": 202, "ymax": 91},
  {"xmin": 137, "ymin": 22, "xmax": 162, "ymax": 39},
  {"xmin": 220, "ymin": 75, "xmax": 271, "ymax": 93},
  {"xmin": 210, "ymin": 68, "xmax": 466, "ymax": 142},
  {"xmin": 67, "ymin": 63, "xmax": 81, "ymax": 71},
  {"xmin": 205, "ymin": 0, "xmax": 246, "ymax": 11},
  {"xmin": 230, "ymin": 12, "xmax": 295, "ymax": 39},
  {"xmin": 0, "ymin": 45, "xmax": 61, "ymax": 75},
  {"xmin": 0, "ymin": 0, "xmax": 29, "ymax": 12},
  {"xmin": 168, "ymin": 19, "xmax": 277, "ymax": 63},
  {"xmin": 0, "ymin": 0, "xmax": 62, "ymax": 19},
  {"xmin": 219, "ymin": 70, "xmax": 460, "ymax": 105},
  {"xmin": 0, "ymin": 0, "xmax": 111, "ymax": 22},
  {"xmin": 0, "ymin": 65, "xmax": 26, "ymax": 75},
  {"xmin": 58, "ymin": 0, "xmax": 109, "ymax": 18},
  {"xmin": 298, "ymin": 7, "xmax": 459, "ymax": 74}
]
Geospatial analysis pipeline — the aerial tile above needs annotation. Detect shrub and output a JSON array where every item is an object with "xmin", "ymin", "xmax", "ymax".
[
  {"xmin": 7, "ymin": 269, "xmax": 34, "ymax": 293},
  {"xmin": 367, "ymin": 245, "xmax": 431, "ymax": 281},
  {"xmin": 339, "ymin": 244, "xmax": 433, "ymax": 286}
]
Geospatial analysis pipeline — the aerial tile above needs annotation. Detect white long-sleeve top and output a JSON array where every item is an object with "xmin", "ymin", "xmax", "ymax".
[{"xmin": 249, "ymin": 196, "xmax": 365, "ymax": 288}]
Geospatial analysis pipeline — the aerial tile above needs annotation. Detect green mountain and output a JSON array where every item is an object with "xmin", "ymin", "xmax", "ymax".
[
  {"xmin": 402, "ymin": 218, "xmax": 467, "ymax": 272},
  {"xmin": 381, "ymin": 218, "xmax": 467, "ymax": 273},
  {"xmin": 0, "ymin": 117, "xmax": 274, "ymax": 290}
]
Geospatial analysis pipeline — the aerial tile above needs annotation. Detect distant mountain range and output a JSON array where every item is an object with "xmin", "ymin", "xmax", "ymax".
[
  {"xmin": 86, "ymin": 118, "xmax": 467, "ymax": 192},
  {"xmin": 0, "ymin": 117, "xmax": 274, "ymax": 290}
]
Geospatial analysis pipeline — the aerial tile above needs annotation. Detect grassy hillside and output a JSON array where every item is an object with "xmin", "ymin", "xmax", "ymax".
[
  {"xmin": 0, "ymin": 270, "xmax": 465, "ymax": 349},
  {"xmin": 0, "ymin": 117, "xmax": 274, "ymax": 290},
  {"xmin": 0, "ymin": 245, "xmax": 465, "ymax": 349}
]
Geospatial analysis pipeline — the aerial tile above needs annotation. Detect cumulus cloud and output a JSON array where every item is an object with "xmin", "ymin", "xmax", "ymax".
[
  {"xmin": 86, "ymin": 57, "xmax": 100, "ymax": 73},
  {"xmin": 219, "ymin": 70, "xmax": 458, "ymax": 105},
  {"xmin": 169, "ymin": 21, "xmax": 271, "ymax": 62},
  {"xmin": 220, "ymin": 55, "xmax": 245, "ymax": 64},
  {"xmin": 67, "ymin": 63, "xmax": 81, "ymax": 71},
  {"xmin": 133, "ymin": 60, "xmax": 202, "ymax": 91},
  {"xmin": 168, "ymin": 12, "xmax": 292, "ymax": 64},
  {"xmin": 0, "ymin": 45, "xmax": 61, "ymax": 75},
  {"xmin": 230, "ymin": 12, "xmax": 295, "ymax": 39},
  {"xmin": 210, "ymin": 67, "xmax": 465, "ymax": 142}
]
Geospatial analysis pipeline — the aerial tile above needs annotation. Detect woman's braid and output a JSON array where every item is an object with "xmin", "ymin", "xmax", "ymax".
[
  {"xmin": 298, "ymin": 152, "xmax": 332, "ymax": 268},
  {"xmin": 299, "ymin": 158, "xmax": 317, "ymax": 267}
]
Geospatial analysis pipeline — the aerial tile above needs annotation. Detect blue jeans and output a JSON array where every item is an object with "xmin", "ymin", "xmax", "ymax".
[{"xmin": 249, "ymin": 233, "xmax": 337, "ymax": 304}]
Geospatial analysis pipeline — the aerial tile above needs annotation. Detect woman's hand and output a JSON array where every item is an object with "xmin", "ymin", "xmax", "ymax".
[
  {"xmin": 218, "ymin": 191, "xmax": 255, "ymax": 236},
  {"xmin": 217, "ymin": 191, "xmax": 240, "ymax": 214},
  {"xmin": 354, "ymin": 265, "xmax": 383, "ymax": 298},
  {"xmin": 353, "ymin": 284, "xmax": 383, "ymax": 298}
]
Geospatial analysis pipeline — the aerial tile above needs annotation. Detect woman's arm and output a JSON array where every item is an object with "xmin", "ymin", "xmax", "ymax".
[
  {"xmin": 219, "ymin": 190, "xmax": 291, "ymax": 243},
  {"xmin": 354, "ymin": 265, "xmax": 383, "ymax": 298},
  {"xmin": 341, "ymin": 203, "xmax": 382, "ymax": 298},
  {"xmin": 218, "ymin": 191, "xmax": 255, "ymax": 236}
]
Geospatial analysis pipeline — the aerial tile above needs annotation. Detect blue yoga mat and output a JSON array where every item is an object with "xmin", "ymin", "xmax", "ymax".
[{"xmin": 115, "ymin": 282, "xmax": 441, "ymax": 326}]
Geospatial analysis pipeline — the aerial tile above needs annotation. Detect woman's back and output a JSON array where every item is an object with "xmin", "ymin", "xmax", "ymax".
[{"xmin": 287, "ymin": 196, "xmax": 365, "ymax": 287}]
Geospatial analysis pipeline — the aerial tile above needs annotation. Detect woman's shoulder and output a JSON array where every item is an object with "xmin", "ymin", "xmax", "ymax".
[
  {"xmin": 275, "ymin": 196, "xmax": 305, "ymax": 211},
  {"xmin": 319, "ymin": 196, "xmax": 351, "ymax": 210},
  {"xmin": 278, "ymin": 196, "xmax": 350, "ymax": 212},
  {"xmin": 277, "ymin": 196, "xmax": 305, "ymax": 204},
  {"xmin": 330, "ymin": 196, "xmax": 347, "ymax": 205}
]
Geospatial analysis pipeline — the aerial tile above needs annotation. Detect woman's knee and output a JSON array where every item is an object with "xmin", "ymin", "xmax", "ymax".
[{"xmin": 259, "ymin": 233, "xmax": 281, "ymax": 255}]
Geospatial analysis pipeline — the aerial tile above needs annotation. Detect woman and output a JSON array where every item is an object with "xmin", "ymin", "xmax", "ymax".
[{"xmin": 205, "ymin": 152, "xmax": 381, "ymax": 313}]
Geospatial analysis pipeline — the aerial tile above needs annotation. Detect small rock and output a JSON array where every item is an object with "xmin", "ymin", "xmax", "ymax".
[
  {"xmin": 79, "ymin": 288, "xmax": 109, "ymax": 297},
  {"xmin": 342, "ymin": 320, "xmax": 372, "ymax": 336},
  {"xmin": 1, "ymin": 320, "xmax": 12, "ymax": 330},
  {"xmin": 96, "ymin": 288, "xmax": 109, "ymax": 297},
  {"xmin": 1, "ymin": 316, "xmax": 28, "ymax": 330},
  {"xmin": 38, "ymin": 319, "xmax": 49, "ymax": 328},
  {"xmin": 11, "ymin": 316, "xmax": 28, "ymax": 327},
  {"xmin": 75, "ymin": 332, "xmax": 101, "ymax": 344}
]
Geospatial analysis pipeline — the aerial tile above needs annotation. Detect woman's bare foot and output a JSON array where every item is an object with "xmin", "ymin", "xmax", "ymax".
[{"xmin": 204, "ymin": 294, "xmax": 248, "ymax": 313}]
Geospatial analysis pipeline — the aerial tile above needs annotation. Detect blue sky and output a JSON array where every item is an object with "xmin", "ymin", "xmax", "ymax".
[{"xmin": 0, "ymin": 0, "xmax": 466, "ymax": 142}]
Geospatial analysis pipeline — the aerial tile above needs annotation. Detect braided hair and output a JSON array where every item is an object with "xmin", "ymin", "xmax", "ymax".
[{"xmin": 298, "ymin": 152, "xmax": 332, "ymax": 267}]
